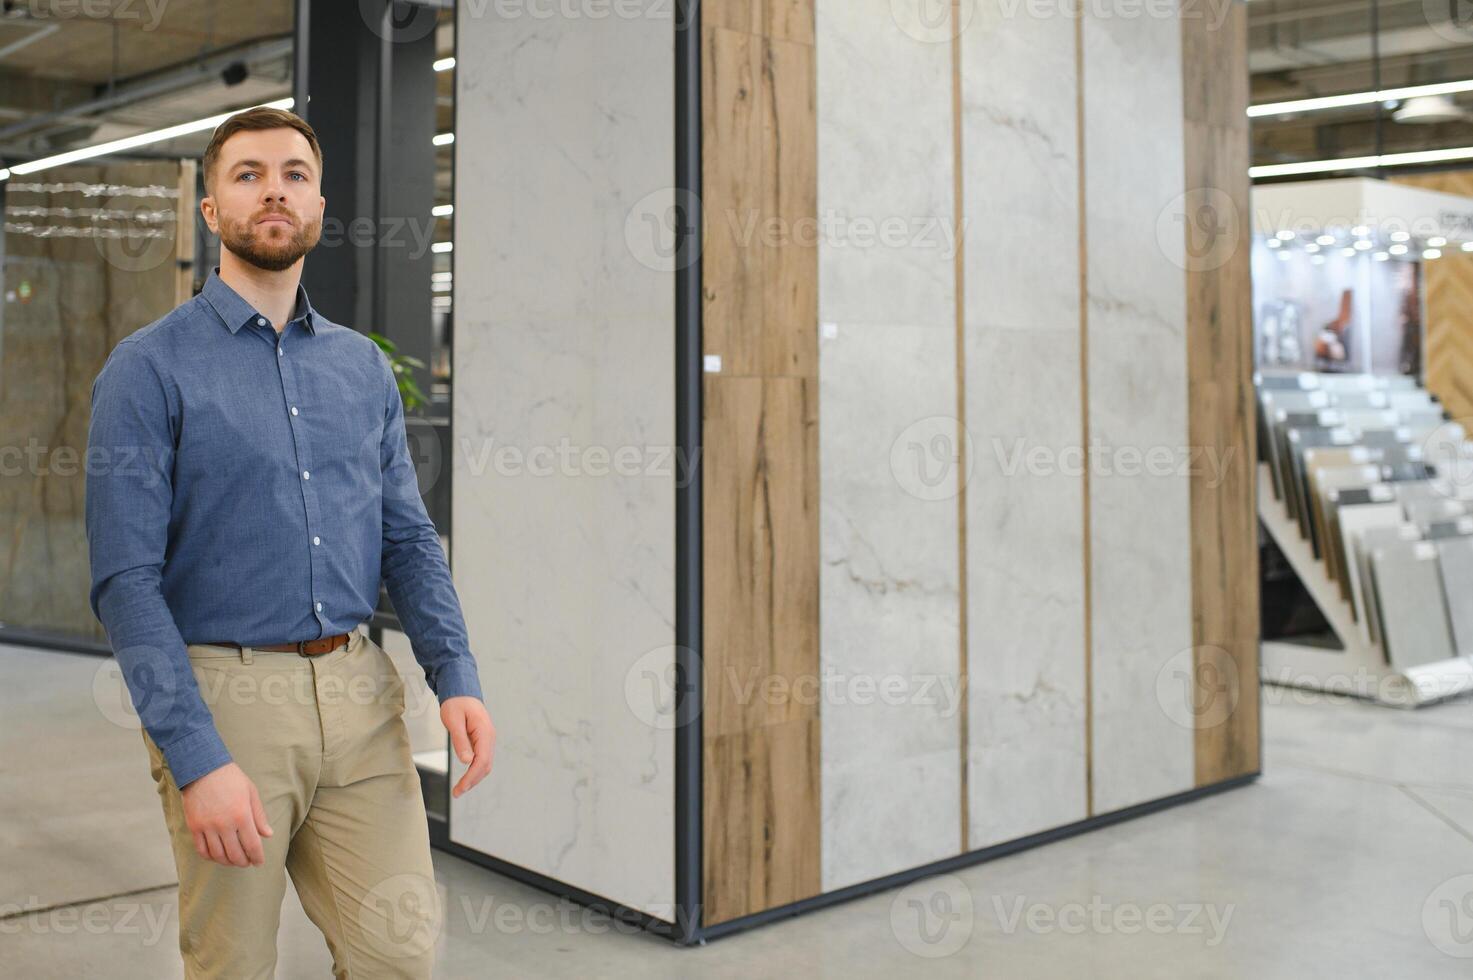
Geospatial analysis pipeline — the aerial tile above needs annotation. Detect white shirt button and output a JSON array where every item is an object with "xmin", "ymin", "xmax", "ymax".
[
  {"xmin": 278, "ymin": 347, "xmax": 284, "ymax": 357},
  {"xmin": 291, "ymin": 406, "xmax": 299, "ymax": 416},
  {"xmin": 256, "ymin": 317, "xmax": 267, "ymax": 327},
  {"xmin": 315, "ymin": 601, "xmax": 323, "ymax": 613},
  {"xmin": 302, "ymin": 470, "xmax": 310, "ymax": 480},
  {"xmin": 312, "ymin": 536, "xmax": 321, "ymax": 546}
]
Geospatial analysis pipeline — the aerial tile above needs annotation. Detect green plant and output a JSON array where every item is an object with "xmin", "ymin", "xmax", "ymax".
[{"xmin": 367, "ymin": 332, "xmax": 429, "ymax": 414}]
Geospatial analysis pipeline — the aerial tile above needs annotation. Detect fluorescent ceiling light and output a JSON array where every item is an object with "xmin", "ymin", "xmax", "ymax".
[
  {"xmin": 3, "ymin": 97, "xmax": 295, "ymax": 180},
  {"xmin": 434, "ymin": 57, "xmax": 455, "ymax": 72},
  {"xmin": 1250, "ymin": 145, "xmax": 1473, "ymax": 178},
  {"xmin": 1249, "ymin": 79, "xmax": 1473, "ymax": 119},
  {"xmin": 432, "ymin": 204, "xmax": 454, "ymax": 217},
  {"xmin": 433, "ymin": 133, "xmax": 455, "ymax": 147}
]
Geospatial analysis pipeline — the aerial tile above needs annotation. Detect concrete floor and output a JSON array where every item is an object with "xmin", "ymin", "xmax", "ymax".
[{"xmin": 4, "ymin": 640, "xmax": 1473, "ymax": 978}]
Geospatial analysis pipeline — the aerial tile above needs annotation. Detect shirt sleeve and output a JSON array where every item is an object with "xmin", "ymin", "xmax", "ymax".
[
  {"xmin": 376, "ymin": 348, "xmax": 485, "ymax": 703},
  {"xmin": 86, "ymin": 340, "xmax": 233, "ymax": 789}
]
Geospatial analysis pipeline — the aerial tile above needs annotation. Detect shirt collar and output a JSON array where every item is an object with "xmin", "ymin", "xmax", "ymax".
[{"xmin": 200, "ymin": 266, "xmax": 317, "ymax": 336}]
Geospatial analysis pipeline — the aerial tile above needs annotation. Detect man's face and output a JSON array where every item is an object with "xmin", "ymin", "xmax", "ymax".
[{"xmin": 203, "ymin": 128, "xmax": 325, "ymax": 272}]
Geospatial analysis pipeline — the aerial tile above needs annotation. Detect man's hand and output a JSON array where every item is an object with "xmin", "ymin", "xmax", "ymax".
[
  {"xmin": 180, "ymin": 762, "xmax": 273, "ymax": 867},
  {"xmin": 442, "ymin": 696, "xmax": 495, "ymax": 798}
]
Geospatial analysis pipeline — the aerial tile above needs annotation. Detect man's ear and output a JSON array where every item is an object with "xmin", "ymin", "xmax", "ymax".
[{"xmin": 200, "ymin": 194, "xmax": 218, "ymax": 234}]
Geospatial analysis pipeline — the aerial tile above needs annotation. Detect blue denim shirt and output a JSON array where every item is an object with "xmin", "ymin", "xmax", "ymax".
[{"xmin": 86, "ymin": 268, "xmax": 483, "ymax": 788}]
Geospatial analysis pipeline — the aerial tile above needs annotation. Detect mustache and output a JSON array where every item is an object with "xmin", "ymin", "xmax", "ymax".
[{"xmin": 253, "ymin": 207, "xmax": 296, "ymax": 223}]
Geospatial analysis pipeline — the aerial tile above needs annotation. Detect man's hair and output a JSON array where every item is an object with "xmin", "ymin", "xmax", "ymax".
[{"xmin": 202, "ymin": 107, "xmax": 323, "ymax": 195}]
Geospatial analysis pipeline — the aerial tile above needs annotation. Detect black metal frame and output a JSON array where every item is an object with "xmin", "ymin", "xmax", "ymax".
[{"xmin": 429, "ymin": 773, "xmax": 1259, "ymax": 946}]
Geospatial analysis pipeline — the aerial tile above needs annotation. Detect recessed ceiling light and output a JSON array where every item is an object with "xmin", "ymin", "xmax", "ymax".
[
  {"xmin": 3, "ymin": 97, "xmax": 295, "ymax": 178},
  {"xmin": 1429, "ymin": 236, "xmax": 1447, "ymax": 247},
  {"xmin": 1390, "ymin": 243, "xmax": 1409, "ymax": 255},
  {"xmin": 1391, "ymin": 231, "xmax": 1411, "ymax": 242},
  {"xmin": 1424, "ymin": 248, "xmax": 1443, "ymax": 259}
]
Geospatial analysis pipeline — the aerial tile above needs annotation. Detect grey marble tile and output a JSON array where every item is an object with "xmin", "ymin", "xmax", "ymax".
[
  {"xmin": 1081, "ymin": 6, "xmax": 1195, "ymax": 814},
  {"xmin": 448, "ymin": 11, "xmax": 676, "ymax": 919},
  {"xmin": 957, "ymin": 0, "xmax": 1089, "ymax": 849},
  {"xmin": 816, "ymin": 0, "xmax": 963, "ymax": 891}
]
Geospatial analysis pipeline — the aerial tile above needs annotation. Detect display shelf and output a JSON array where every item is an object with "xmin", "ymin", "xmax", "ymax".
[{"xmin": 1257, "ymin": 463, "xmax": 1473, "ymax": 707}]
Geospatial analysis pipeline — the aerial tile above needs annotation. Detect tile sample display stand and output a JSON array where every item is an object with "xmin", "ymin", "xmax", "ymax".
[{"xmin": 1258, "ymin": 464, "xmax": 1473, "ymax": 706}]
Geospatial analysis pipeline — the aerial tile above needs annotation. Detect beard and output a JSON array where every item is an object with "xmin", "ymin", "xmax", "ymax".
[{"xmin": 219, "ymin": 206, "xmax": 322, "ymax": 272}]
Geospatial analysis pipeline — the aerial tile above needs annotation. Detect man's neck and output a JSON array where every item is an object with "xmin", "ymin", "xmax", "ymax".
[{"xmin": 218, "ymin": 251, "xmax": 301, "ymax": 333}]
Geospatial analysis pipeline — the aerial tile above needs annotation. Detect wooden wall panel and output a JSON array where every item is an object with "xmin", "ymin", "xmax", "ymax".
[
  {"xmin": 701, "ymin": 0, "xmax": 822, "ymax": 926},
  {"xmin": 1183, "ymin": 5, "xmax": 1261, "ymax": 786},
  {"xmin": 1392, "ymin": 171, "xmax": 1473, "ymax": 424}
]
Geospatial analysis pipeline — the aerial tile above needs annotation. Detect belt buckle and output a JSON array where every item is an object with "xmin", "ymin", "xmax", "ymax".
[{"xmin": 296, "ymin": 639, "xmax": 311, "ymax": 658}]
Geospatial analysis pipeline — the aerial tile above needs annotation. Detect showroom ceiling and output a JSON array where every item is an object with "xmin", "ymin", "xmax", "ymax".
[
  {"xmin": 0, "ymin": 0, "xmax": 453, "ymax": 174},
  {"xmin": 1249, "ymin": 0, "xmax": 1473, "ymax": 172}
]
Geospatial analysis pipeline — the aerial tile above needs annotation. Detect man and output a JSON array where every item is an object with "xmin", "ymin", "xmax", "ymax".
[{"xmin": 85, "ymin": 106, "xmax": 494, "ymax": 979}]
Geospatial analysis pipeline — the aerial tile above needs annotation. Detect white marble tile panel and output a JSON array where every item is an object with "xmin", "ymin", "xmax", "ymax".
[
  {"xmin": 450, "ymin": 9, "xmax": 676, "ymax": 920},
  {"xmin": 1082, "ymin": 5, "xmax": 1196, "ymax": 815}
]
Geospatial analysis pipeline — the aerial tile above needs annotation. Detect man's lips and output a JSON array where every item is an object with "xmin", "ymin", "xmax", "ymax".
[{"xmin": 256, "ymin": 214, "xmax": 293, "ymax": 226}]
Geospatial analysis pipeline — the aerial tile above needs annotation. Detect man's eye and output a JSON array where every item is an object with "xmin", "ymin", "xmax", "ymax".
[
  {"xmin": 238, "ymin": 173, "xmax": 256, "ymax": 181},
  {"xmin": 289, "ymin": 172, "xmax": 306, "ymax": 181}
]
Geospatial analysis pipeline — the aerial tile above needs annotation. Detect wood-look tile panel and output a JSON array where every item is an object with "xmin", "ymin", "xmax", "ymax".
[{"xmin": 1183, "ymin": 5, "xmax": 1260, "ymax": 785}]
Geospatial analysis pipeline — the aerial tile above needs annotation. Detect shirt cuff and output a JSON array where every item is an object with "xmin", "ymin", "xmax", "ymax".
[
  {"xmin": 432, "ymin": 659, "xmax": 484, "ymax": 704},
  {"xmin": 159, "ymin": 725, "xmax": 234, "ymax": 789}
]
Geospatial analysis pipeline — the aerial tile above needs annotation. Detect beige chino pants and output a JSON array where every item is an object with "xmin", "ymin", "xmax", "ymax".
[{"xmin": 141, "ymin": 623, "xmax": 441, "ymax": 979}]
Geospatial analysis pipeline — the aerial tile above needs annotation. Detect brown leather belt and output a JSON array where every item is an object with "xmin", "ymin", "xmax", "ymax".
[{"xmin": 206, "ymin": 632, "xmax": 351, "ymax": 657}]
